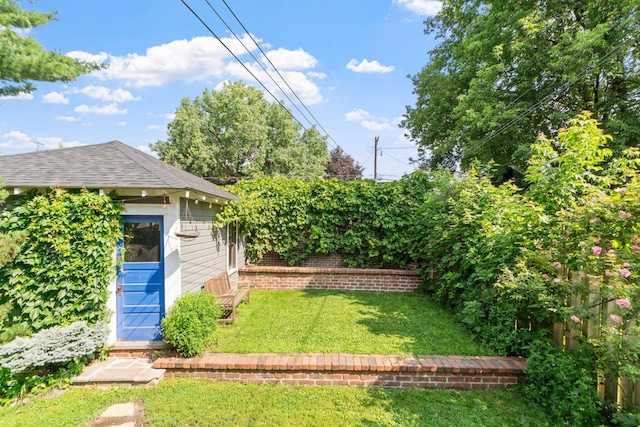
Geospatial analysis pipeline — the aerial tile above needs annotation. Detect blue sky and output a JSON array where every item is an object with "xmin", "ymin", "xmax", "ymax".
[{"xmin": 0, "ymin": 0, "xmax": 441, "ymax": 181}]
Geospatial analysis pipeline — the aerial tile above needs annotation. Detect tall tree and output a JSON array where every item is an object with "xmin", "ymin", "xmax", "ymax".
[
  {"xmin": 402, "ymin": 0, "xmax": 640, "ymax": 183},
  {"xmin": 325, "ymin": 146, "xmax": 364, "ymax": 180},
  {"xmin": 152, "ymin": 81, "xmax": 329, "ymax": 182},
  {"xmin": 0, "ymin": 0, "xmax": 101, "ymax": 97}
]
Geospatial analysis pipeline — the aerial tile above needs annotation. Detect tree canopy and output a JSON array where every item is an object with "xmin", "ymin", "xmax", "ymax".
[
  {"xmin": 152, "ymin": 81, "xmax": 329, "ymax": 182},
  {"xmin": 325, "ymin": 146, "xmax": 364, "ymax": 180},
  {"xmin": 0, "ymin": 0, "xmax": 101, "ymax": 97},
  {"xmin": 402, "ymin": 0, "xmax": 640, "ymax": 183}
]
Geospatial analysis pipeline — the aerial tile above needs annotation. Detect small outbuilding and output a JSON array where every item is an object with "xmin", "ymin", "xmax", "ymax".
[{"xmin": 0, "ymin": 141, "xmax": 245, "ymax": 344}]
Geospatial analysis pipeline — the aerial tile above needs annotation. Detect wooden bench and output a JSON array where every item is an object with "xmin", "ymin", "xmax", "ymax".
[{"xmin": 203, "ymin": 272, "xmax": 250, "ymax": 324}]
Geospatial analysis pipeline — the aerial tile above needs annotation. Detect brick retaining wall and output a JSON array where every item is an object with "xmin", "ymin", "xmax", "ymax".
[
  {"xmin": 239, "ymin": 265, "xmax": 422, "ymax": 292},
  {"xmin": 153, "ymin": 353, "xmax": 526, "ymax": 390}
]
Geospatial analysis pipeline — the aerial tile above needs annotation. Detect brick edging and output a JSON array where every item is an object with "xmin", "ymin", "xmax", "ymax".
[
  {"xmin": 153, "ymin": 353, "xmax": 526, "ymax": 390},
  {"xmin": 239, "ymin": 266, "xmax": 422, "ymax": 292}
]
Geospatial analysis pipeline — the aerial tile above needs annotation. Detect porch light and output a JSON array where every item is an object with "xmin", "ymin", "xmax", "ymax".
[
  {"xmin": 99, "ymin": 189, "xmax": 105, "ymax": 196},
  {"xmin": 185, "ymin": 191, "xmax": 190, "ymax": 198},
  {"xmin": 141, "ymin": 190, "xmax": 147, "ymax": 197},
  {"xmin": 13, "ymin": 187, "xmax": 22, "ymax": 195}
]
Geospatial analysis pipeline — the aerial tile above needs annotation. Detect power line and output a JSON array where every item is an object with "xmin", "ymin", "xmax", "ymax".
[
  {"xmin": 219, "ymin": 0, "xmax": 339, "ymax": 149},
  {"xmin": 179, "ymin": 0, "xmax": 325, "ymax": 146},
  {"xmin": 180, "ymin": 0, "xmax": 341, "ymax": 151},
  {"xmin": 465, "ymin": 42, "xmax": 626, "ymax": 159},
  {"xmin": 202, "ymin": 0, "xmax": 315, "ymax": 128}
]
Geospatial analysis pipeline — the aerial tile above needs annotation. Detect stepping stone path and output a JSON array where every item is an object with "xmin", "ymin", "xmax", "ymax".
[{"xmin": 88, "ymin": 401, "xmax": 145, "ymax": 427}]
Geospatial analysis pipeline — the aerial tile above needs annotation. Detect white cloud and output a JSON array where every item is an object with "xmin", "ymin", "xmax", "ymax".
[
  {"xmin": 66, "ymin": 51, "xmax": 109, "ymax": 63},
  {"xmin": 345, "ymin": 109, "xmax": 371, "ymax": 122},
  {"xmin": 307, "ymin": 71, "xmax": 326, "ymax": 79},
  {"xmin": 71, "ymin": 35, "xmax": 259, "ymax": 88},
  {"xmin": 42, "ymin": 91, "xmax": 69, "ymax": 104},
  {"xmin": 76, "ymin": 85, "xmax": 140, "ymax": 103},
  {"xmin": 0, "ymin": 131, "xmax": 83, "ymax": 151},
  {"xmin": 346, "ymin": 59, "xmax": 395, "ymax": 74},
  {"xmin": 147, "ymin": 124, "xmax": 164, "ymax": 130},
  {"xmin": 262, "ymin": 48, "xmax": 318, "ymax": 70},
  {"xmin": 38, "ymin": 137, "xmax": 84, "ymax": 150},
  {"xmin": 75, "ymin": 103, "xmax": 127, "ymax": 115},
  {"xmin": 393, "ymin": 0, "xmax": 442, "ymax": 16},
  {"xmin": 0, "ymin": 92, "xmax": 33, "ymax": 101},
  {"xmin": 224, "ymin": 62, "xmax": 323, "ymax": 105},
  {"xmin": 56, "ymin": 115, "xmax": 80, "ymax": 122},
  {"xmin": 163, "ymin": 113, "xmax": 176, "ymax": 120},
  {"xmin": 118, "ymin": 122, "xmax": 127, "ymax": 126},
  {"xmin": 0, "ymin": 130, "xmax": 31, "ymax": 149},
  {"xmin": 362, "ymin": 120, "xmax": 393, "ymax": 131},
  {"xmin": 346, "ymin": 109, "xmax": 395, "ymax": 130},
  {"xmin": 65, "ymin": 36, "xmax": 325, "ymax": 105}
]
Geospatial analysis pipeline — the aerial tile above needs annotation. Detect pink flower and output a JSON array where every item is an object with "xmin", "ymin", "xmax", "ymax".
[
  {"xmin": 616, "ymin": 188, "xmax": 627, "ymax": 195},
  {"xmin": 608, "ymin": 249, "xmax": 615, "ymax": 254},
  {"xmin": 552, "ymin": 239, "xmax": 558, "ymax": 244},
  {"xmin": 632, "ymin": 245, "xmax": 640, "ymax": 251},
  {"xmin": 521, "ymin": 247, "xmax": 528, "ymax": 252},
  {"xmin": 620, "ymin": 211, "xmax": 632, "ymax": 219},
  {"xmin": 570, "ymin": 315, "xmax": 581, "ymax": 323},
  {"xmin": 542, "ymin": 274, "xmax": 550, "ymax": 280},
  {"xmin": 610, "ymin": 314, "xmax": 623, "ymax": 324},
  {"xmin": 589, "ymin": 218, "xmax": 597, "ymax": 224},
  {"xmin": 619, "ymin": 268, "xmax": 632, "ymax": 278},
  {"xmin": 605, "ymin": 271, "xmax": 612, "ymax": 277},
  {"xmin": 616, "ymin": 299, "xmax": 631, "ymax": 309},
  {"xmin": 623, "ymin": 262, "xmax": 630, "ymax": 267},
  {"xmin": 592, "ymin": 246, "xmax": 602, "ymax": 257},
  {"xmin": 553, "ymin": 262, "xmax": 562, "ymax": 269},
  {"xmin": 578, "ymin": 241, "xmax": 586, "ymax": 247},
  {"xmin": 553, "ymin": 278, "xmax": 562, "ymax": 283}
]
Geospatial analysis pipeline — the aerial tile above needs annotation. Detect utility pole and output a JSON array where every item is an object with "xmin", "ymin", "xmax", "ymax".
[
  {"xmin": 374, "ymin": 136, "xmax": 379, "ymax": 183},
  {"xmin": 31, "ymin": 140, "xmax": 43, "ymax": 151}
]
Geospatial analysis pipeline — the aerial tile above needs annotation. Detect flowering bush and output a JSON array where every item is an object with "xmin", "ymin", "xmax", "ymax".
[{"xmin": 523, "ymin": 112, "xmax": 640, "ymax": 412}]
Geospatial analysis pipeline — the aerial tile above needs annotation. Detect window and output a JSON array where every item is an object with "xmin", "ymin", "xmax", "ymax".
[{"xmin": 228, "ymin": 221, "xmax": 237, "ymax": 271}]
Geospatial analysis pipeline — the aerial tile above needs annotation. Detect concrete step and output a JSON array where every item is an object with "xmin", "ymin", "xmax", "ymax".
[{"xmin": 73, "ymin": 358, "xmax": 165, "ymax": 387}]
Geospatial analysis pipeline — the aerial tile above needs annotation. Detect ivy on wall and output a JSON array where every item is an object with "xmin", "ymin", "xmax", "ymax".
[
  {"xmin": 0, "ymin": 189, "xmax": 122, "ymax": 333},
  {"xmin": 219, "ymin": 175, "xmax": 435, "ymax": 269}
]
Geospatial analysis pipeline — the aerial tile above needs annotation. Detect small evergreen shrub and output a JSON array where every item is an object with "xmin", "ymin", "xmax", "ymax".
[
  {"xmin": 0, "ymin": 321, "xmax": 108, "ymax": 373},
  {"xmin": 161, "ymin": 291, "xmax": 222, "ymax": 357}
]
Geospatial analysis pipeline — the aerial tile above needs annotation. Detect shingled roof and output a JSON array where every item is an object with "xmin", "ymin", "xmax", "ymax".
[{"xmin": 0, "ymin": 140, "xmax": 238, "ymax": 201}]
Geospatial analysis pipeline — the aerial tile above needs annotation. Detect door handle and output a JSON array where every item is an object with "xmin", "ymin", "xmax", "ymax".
[{"xmin": 117, "ymin": 285, "xmax": 123, "ymax": 296}]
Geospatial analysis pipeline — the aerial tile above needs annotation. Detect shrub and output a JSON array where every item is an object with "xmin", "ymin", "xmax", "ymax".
[
  {"xmin": 521, "ymin": 340, "xmax": 605, "ymax": 426},
  {"xmin": 161, "ymin": 291, "xmax": 222, "ymax": 357},
  {"xmin": 0, "ymin": 321, "xmax": 107, "ymax": 405},
  {"xmin": 0, "ymin": 321, "xmax": 108, "ymax": 373}
]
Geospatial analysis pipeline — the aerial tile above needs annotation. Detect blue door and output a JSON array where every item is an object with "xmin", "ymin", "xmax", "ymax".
[{"xmin": 117, "ymin": 216, "xmax": 164, "ymax": 341}]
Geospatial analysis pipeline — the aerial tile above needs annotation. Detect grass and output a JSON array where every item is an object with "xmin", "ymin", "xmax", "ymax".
[
  {"xmin": 0, "ymin": 378, "xmax": 556, "ymax": 426},
  {"xmin": 212, "ymin": 290, "xmax": 493, "ymax": 355}
]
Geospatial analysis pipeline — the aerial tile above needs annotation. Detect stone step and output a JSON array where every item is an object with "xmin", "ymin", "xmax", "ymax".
[{"xmin": 73, "ymin": 358, "xmax": 165, "ymax": 387}]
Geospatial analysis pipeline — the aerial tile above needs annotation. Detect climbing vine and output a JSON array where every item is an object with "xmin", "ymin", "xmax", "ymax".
[
  {"xmin": 219, "ymin": 175, "xmax": 434, "ymax": 268},
  {"xmin": 0, "ymin": 189, "xmax": 122, "ymax": 333}
]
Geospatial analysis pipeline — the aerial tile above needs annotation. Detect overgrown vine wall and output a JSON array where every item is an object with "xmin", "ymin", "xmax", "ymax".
[
  {"xmin": 219, "ymin": 175, "xmax": 433, "ymax": 269},
  {"xmin": 0, "ymin": 189, "xmax": 122, "ymax": 334}
]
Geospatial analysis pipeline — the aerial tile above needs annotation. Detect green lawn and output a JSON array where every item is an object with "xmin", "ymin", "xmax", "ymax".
[
  {"xmin": 0, "ymin": 378, "xmax": 555, "ymax": 427},
  {"xmin": 212, "ymin": 290, "xmax": 493, "ymax": 355}
]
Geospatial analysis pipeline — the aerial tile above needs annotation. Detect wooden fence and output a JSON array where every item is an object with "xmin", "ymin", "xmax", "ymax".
[{"xmin": 552, "ymin": 292, "xmax": 639, "ymax": 410}]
